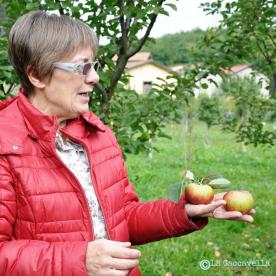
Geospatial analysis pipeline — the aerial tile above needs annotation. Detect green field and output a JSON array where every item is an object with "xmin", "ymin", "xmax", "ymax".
[{"xmin": 126, "ymin": 121, "xmax": 276, "ymax": 276}]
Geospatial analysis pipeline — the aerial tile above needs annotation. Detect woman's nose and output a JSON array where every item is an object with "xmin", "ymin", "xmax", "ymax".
[{"xmin": 85, "ymin": 67, "xmax": 99, "ymax": 84}]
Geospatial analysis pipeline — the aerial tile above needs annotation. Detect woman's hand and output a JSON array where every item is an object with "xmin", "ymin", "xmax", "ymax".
[
  {"xmin": 185, "ymin": 192, "xmax": 255, "ymax": 223},
  {"xmin": 86, "ymin": 239, "xmax": 141, "ymax": 276}
]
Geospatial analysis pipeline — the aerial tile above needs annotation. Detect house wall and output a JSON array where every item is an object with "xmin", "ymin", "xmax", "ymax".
[
  {"xmin": 236, "ymin": 68, "xmax": 270, "ymax": 97},
  {"xmin": 193, "ymin": 74, "xmax": 223, "ymax": 97},
  {"xmin": 126, "ymin": 63, "xmax": 174, "ymax": 94},
  {"xmin": 193, "ymin": 68, "xmax": 270, "ymax": 98}
]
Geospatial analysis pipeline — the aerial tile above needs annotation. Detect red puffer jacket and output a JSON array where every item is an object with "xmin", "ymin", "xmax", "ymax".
[{"xmin": 0, "ymin": 90, "xmax": 208, "ymax": 275}]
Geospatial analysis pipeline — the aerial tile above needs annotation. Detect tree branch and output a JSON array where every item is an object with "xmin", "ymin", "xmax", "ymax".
[
  {"xmin": 0, "ymin": 84, "xmax": 4, "ymax": 94},
  {"xmin": 54, "ymin": 0, "xmax": 65, "ymax": 15},
  {"xmin": 103, "ymin": 0, "xmax": 130, "ymax": 102},
  {"xmin": 127, "ymin": 0, "xmax": 166, "ymax": 58},
  {"xmin": 95, "ymin": 82, "xmax": 108, "ymax": 103},
  {"xmin": 267, "ymin": 32, "xmax": 276, "ymax": 47},
  {"xmin": 256, "ymin": 39, "xmax": 273, "ymax": 65},
  {"xmin": 5, "ymin": 83, "xmax": 15, "ymax": 95},
  {"xmin": 118, "ymin": 0, "xmax": 128, "ymax": 54},
  {"xmin": 106, "ymin": 55, "xmax": 128, "ymax": 101},
  {"xmin": 102, "ymin": 0, "xmax": 168, "ymax": 117}
]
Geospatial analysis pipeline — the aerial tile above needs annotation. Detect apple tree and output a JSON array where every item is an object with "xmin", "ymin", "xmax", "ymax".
[
  {"xmin": 0, "ymin": 0, "xmax": 199, "ymax": 154},
  {"xmin": 200, "ymin": 0, "xmax": 276, "ymax": 146},
  {"xmin": 220, "ymin": 76, "xmax": 276, "ymax": 146},
  {"xmin": 197, "ymin": 95, "xmax": 222, "ymax": 144}
]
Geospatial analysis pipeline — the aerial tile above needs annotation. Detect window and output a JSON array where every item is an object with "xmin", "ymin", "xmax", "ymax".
[{"xmin": 143, "ymin": 81, "xmax": 152, "ymax": 93}]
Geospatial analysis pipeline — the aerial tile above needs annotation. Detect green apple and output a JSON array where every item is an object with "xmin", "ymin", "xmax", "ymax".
[
  {"xmin": 185, "ymin": 183, "xmax": 214, "ymax": 204},
  {"xmin": 223, "ymin": 190, "xmax": 254, "ymax": 214}
]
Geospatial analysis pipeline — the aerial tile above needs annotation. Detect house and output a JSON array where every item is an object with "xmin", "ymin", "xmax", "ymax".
[
  {"xmin": 114, "ymin": 50, "xmax": 270, "ymax": 97},
  {"xmin": 193, "ymin": 73, "xmax": 223, "ymax": 97},
  {"xmin": 194, "ymin": 64, "xmax": 270, "ymax": 97},
  {"xmin": 124, "ymin": 52, "xmax": 175, "ymax": 94},
  {"xmin": 169, "ymin": 64, "xmax": 185, "ymax": 75},
  {"xmin": 221, "ymin": 64, "xmax": 269, "ymax": 97}
]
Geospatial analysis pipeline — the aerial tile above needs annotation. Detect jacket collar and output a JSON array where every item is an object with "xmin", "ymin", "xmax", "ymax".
[{"xmin": 17, "ymin": 88, "xmax": 105, "ymax": 141}]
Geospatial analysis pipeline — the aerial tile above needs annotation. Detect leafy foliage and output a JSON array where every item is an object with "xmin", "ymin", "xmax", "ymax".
[
  {"xmin": 0, "ymin": 0, "xmax": 199, "ymax": 154},
  {"xmin": 0, "ymin": 35, "xmax": 18, "ymax": 100},
  {"xmin": 1, "ymin": 0, "xmax": 275, "ymax": 150},
  {"xmin": 103, "ymin": 73, "xmax": 194, "ymax": 155},
  {"xmin": 201, "ymin": 0, "xmax": 276, "ymax": 95},
  {"xmin": 143, "ymin": 29, "xmax": 206, "ymax": 65},
  {"xmin": 0, "ymin": 0, "xmax": 177, "ymax": 107},
  {"xmin": 220, "ymin": 76, "xmax": 276, "ymax": 146},
  {"xmin": 198, "ymin": 95, "xmax": 222, "ymax": 128},
  {"xmin": 199, "ymin": 0, "xmax": 276, "ymax": 146}
]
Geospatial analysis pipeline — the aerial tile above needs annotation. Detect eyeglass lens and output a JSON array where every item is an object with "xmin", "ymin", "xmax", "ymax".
[{"xmin": 83, "ymin": 62, "xmax": 99, "ymax": 75}]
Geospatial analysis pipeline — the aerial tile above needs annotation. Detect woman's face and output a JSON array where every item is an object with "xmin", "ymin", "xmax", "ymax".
[{"xmin": 32, "ymin": 47, "xmax": 99, "ymax": 125}]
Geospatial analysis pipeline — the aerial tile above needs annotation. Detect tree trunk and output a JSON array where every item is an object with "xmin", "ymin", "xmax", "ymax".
[
  {"xmin": 271, "ymin": 72, "xmax": 276, "ymax": 98},
  {"xmin": 205, "ymin": 125, "xmax": 210, "ymax": 145}
]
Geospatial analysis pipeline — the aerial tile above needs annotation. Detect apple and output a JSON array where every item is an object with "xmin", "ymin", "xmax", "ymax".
[
  {"xmin": 185, "ymin": 183, "xmax": 214, "ymax": 204},
  {"xmin": 223, "ymin": 190, "xmax": 254, "ymax": 214}
]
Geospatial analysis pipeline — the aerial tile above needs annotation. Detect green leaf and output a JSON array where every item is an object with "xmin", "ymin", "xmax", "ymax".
[
  {"xmin": 201, "ymin": 173, "xmax": 223, "ymax": 184},
  {"xmin": 208, "ymin": 178, "xmax": 231, "ymax": 189},
  {"xmin": 201, "ymin": 83, "xmax": 209, "ymax": 89},
  {"xmin": 26, "ymin": 2, "xmax": 40, "ymax": 11},
  {"xmin": 166, "ymin": 181, "xmax": 183, "ymax": 203},
  {"xmin": 165, "ymin": 3, "xmax": 177, "ymax": 11}
]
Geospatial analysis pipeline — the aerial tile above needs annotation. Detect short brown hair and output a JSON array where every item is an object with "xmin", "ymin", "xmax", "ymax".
[{"xmin": 8, "ymin": 11, "xmax": 98, "ymax": 95}]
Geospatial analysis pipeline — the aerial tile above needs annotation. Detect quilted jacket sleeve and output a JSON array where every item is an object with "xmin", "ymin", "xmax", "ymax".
[
  {"xmin": 117, "ymin": 151, "xmax": 208, "ymax": 245},
  {"xmin": 0, "ymin": 156, "xmax": 88, "ymax": 276}
]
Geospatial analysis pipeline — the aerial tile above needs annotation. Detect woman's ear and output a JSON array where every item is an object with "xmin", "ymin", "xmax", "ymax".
[{"xmin": 26, "ymin": 66, "xmax": 46, "ymax": 89}]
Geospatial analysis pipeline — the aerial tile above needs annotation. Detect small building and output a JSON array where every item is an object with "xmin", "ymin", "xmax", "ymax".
[
  {"xmin": 169, "ymin": 64, "xmax": 185, "ymax": 75},
  {"xmin": 220, "ymin": 64, "xmax": 269, "ymax": 97},
  {"xmin": 124, "ymin": 52, "xmax": 175, "ymax": 94},
  {"xmin": 194, "ymin": 64, "xmax": 270, "ymax": 97}
]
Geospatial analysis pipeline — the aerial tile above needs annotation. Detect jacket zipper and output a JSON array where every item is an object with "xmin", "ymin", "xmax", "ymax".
[{"xmin": 57, "ymin": 132, "xmax": 111, "ymax": 240}]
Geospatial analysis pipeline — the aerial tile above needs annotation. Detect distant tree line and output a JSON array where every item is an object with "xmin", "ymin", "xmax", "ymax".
[{"xmin": 143, "ymin": 29, "xmax": 206, "ymax": 65}]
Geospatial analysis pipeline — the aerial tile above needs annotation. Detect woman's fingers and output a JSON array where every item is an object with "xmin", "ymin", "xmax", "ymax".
[
  {"xmin": 247, "ymin": 208, "xmax": 256, "ymax": 215},
  {"xmin": 105, "ymin": 256, "xmax": 139, "ymax": 270},
  {"xmin": 201, "ymin": 200, "xmax": 226, "ymax": 214},
  {"xmin": 185, "ymin": 200, "xmax": 226, "ymax": 217},
  {"xmin": 215, "ymin": 212, "xmax": 254, "ymax": 223},
  {"xmin": 212, "ymin": 207, "xmax": 255, "ymax": 223},
  {"xmin": 213, "ymin": 192, "xmax": 227, "ymax": 200},
  {"xmin": 108, "ymin": 244, "xmax": 141, "ymax": 259},
  {"xmin": 103, "ymin": 269, "xmax": 129, "ymax": 276},
  {"xmin": 233, "ymin": 214, "xmax": 254, "ymax": 223},
  {"xmin": 213, "ymin": 209, "xmax": 243, "ymax": 219},
  {"xmin": 86, "ymin": 239, "xmax": 141, "ymax": 275}
]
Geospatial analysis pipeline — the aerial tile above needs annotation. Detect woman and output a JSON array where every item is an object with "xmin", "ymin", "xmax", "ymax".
[{"xmin": 0, "ymin": 11, "xmax": 255, "ymax": 276}]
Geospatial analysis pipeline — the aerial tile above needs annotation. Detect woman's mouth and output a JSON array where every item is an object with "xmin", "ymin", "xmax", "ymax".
[{"xmin": 78, "ymin": 92, "xmax": 90, "ymax": 97}]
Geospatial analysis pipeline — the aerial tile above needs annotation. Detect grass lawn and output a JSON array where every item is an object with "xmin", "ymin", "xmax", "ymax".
[{"xmin": 126, "ymin": 121, "xmax": 276, "ymax": 276}]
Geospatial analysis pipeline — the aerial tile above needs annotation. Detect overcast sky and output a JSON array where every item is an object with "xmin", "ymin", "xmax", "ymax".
[{"xmin": 150, "ymin": 0, "xmax": 221, "ymax": 37}]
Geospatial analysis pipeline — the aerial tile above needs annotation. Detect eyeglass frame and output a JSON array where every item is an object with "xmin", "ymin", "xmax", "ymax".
[{"xmin": 53, "ymin": 60, "xmax": 99, "ymax": 75}]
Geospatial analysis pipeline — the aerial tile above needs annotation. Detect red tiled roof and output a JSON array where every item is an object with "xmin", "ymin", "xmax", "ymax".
[
  {"xmin": 128, "ymin": 52, "xmax": 151, "ymax": 61},
  {"xmin": 126, "ymin": 60, "xmax": 175, "ymax": 73},
  {"xmin": 112, "ymin": 51, "xmax": 151, "ymax": 62},
  {"xmin": 221, "ymin": 64, "xmax": 251, "ymax": 74}
]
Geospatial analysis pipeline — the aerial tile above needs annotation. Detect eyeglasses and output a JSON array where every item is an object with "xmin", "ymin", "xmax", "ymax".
[{"xmin": 53, "ymin": 60, "xmax": 100, "ymax": 75}]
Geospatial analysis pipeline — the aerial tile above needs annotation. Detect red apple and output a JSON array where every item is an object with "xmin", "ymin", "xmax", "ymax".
[
  {"xmin": 185, "ymin": 183, "xmax": 214, "ymax": 204},
  {"xmin": 223, "ymin": 190, "xmax": 254, "ymax": 214}
]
